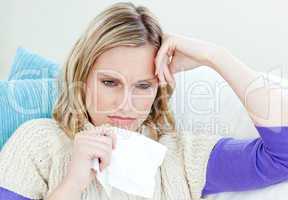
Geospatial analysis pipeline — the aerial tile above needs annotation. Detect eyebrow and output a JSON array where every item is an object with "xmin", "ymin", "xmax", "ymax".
[{"xmin": 97, "ymin": 72, "xmax": 158, "ymax": 82}]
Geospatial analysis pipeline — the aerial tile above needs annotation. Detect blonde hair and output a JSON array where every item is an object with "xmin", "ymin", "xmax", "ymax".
[{"xmin": 53, "ymin": 2, "xmax": 176, "ymax": 140}]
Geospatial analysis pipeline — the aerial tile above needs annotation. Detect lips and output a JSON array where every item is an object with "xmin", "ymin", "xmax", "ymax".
[
  {"xmin": 107, "ymin": 115, "xmax": 136, "ymax": 125},
  {"xmin": 108, "ymin": 115, "xmax": 136, "ymax": 120}
]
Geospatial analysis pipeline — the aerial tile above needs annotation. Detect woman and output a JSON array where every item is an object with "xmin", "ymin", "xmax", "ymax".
[{"xmin": 0, "ymin": 2, "xmax": 288, "ymax": 200}]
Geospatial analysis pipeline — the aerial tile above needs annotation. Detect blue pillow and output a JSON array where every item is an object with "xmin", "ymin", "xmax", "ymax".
[
  {"xmin": 8, "ymin": 47, "xmax": 59, "ymax": 80},
  {"xmin": 0, "ymin": 47, "xmax": 60, "ymax": 150},
  {"xmin": 0, "ymin": 79, "xmax": 58, "ymax": 149}
]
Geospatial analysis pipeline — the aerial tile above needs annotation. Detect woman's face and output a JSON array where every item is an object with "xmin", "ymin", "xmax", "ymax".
[{"xmin": 85, "ymin": 44, "xmax": 159, "ymax": 131}]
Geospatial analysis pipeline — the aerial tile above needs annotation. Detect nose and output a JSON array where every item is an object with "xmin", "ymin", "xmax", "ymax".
[{"xmin": 116, "ymin": 87, "xmax": 133, "ymax": 113}]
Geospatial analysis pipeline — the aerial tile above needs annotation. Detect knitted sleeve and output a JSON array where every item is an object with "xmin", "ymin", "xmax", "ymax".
[
  {"xmin": 179, "ymin": 131, "xmax": 223, "ymax": 200},
  {"xmin": 0, "ymin": 119, "xmax": 53, "ymax": 200}
]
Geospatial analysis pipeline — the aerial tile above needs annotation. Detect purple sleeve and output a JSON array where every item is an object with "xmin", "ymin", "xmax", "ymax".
[
  {"xmin": 202, "ymin": 126, "xmax": 288, "ymax": 198},
  {"xmin": 0, "ymin": 186, "xmax": 33, "ymax": 200}
]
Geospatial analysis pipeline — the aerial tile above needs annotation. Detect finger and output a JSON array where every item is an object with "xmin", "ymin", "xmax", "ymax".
[
  {"xmin": 81, "ymin": 135, "xmax": 113, "ymax": 148},
  {"xmin": 163, "ymin": 61, "xmax": 176, "ymax": 90},
  {"xmin": 167, "ymin": 46, "xmax": 174, "ymax": 60},
  {"xmin": 161, "ymin": 54, "xmax": 173, "ymax": 84},
  {"xmin": 84, "ymin": 145, "xmax": 109, "ymax": 163},
  {"xmin": 90, "ymin": 168, "xmax": 97, "ymax": 182},
  {"xmin": 155, "ymin": 35, "xmax": 175, "ymax": 75},
  {"xmin": 155, "ymin": 39, "xmax": 170, "ymax": 75},
  {"xmin": 101, "ymin": 128, "xmax": 117, "ymax": 149},
  {"xmin": 158, "ymin": 52, "xmax": 171, "ymax": 86},
  {"xmin": 93, "ymin": 153, "xmax": 109, "ymax": 172},
  {"xmin": 162, "ymin": 51, "xmax": 175, "ymax": 86},
  {"xmin": 79, "ymin": 137, "xmax": 111, "ymax": 153},
  {"xmin": 158, "ymin": 65, "xmax": 167, "ymax": 86},
  {"xmin": 99, "ymin": 158, "xmax": 108, "ymax": 172},
  {"xmin": 88, "ymin": 146, "xmax": 111, "ymax": 171},
  {"xmin": 95, "ymin": 150, "xmax": 111, "ymax": 172},
  {"xmin": 88, "ymin": 126, "xmax": 117, "ymax": 149}
]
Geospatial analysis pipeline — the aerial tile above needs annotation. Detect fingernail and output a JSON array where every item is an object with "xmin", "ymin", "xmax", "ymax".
[
  {"xmin": 160, "ymin": 80, "xmax": 167, "ymax": 86},
  {"xmin": 154, "ymin": 70, "xmax": 158, "ymax": 76}
]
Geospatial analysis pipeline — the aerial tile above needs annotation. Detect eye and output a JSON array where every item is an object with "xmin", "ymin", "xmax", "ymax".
[
  {"xmin": 136, "ymin": 83, "xmax": 152, "ymax": 89},
  {"xmin": 101, "ymin": 80, "xmax": 118, "ymax": 87}
]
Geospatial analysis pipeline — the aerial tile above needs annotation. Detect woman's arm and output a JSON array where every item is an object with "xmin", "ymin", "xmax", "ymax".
[
  {"xmin": 154, "ymin": 33, "xmax": 288, "ymax": 198},
  {"xmin": 156, "ymin": 33, "xmax": 288, "ymax": 126},
  {"xmin": 200, "ymin": 45, "xmax": 288, "ymax": 197},
  {"xmin": 209, "ymin": 48, "xmax": 288, "ymax": 126},
  {"xmin": 202, "ymin": 126, "xmax": 288, "ymax": 197},
  {"xmin": 200, "ymin": 44, "xmax": 288, "ymax": 197}
]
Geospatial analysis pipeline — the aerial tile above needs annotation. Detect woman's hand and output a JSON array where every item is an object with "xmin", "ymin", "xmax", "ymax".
[
  {"xmin": 155, "ymin": 33, "xmax": 288, "ymax": 126},
  {"xmin": 154, "ymin": 33, "xmax": 223, "ymax": 88},
  {"xmin": 63, "ymin": 127, "xmax": 117, "ymax": 192}
]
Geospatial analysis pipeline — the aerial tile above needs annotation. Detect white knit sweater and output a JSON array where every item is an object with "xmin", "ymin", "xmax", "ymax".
[{"xmin": 0, "ymin": 119, "xmax": 222, "ymax": 200}]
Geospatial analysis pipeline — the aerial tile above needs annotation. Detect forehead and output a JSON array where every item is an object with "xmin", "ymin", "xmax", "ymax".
[{"xmin": 92, "ymin": 44, "xmax": 157, "ymax": 80}]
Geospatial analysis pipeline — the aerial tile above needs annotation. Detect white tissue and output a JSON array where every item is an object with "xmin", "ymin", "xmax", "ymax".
[{"xmin": 91, "ymin": 126, "xmax": 167, "ymax": 198}]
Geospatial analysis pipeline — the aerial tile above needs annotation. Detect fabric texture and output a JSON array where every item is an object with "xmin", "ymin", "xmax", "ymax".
[
  {"xmin": 0, "ymin": 187, "xmax": 31, "ymax": 200},
  {"xmin": 0, "ymin": 47, "xmax": 59, "ymax": 150},
  {"xmin": 8, "ymin": 47, "xmax": 59, "ymax": 80},
  {"xmin": 203, "ymin": 126, "xmax": 288, "ymax": 197},
  {"xmin": 0, "ymin": 79, "xmax": 58, "ymax": 149},
  {"xmin": 0, "ymin": 118, "xmax": 222, "ymax": 200}
]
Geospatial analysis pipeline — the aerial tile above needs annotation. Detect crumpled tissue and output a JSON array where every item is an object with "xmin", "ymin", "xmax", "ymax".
[{"xmin": 91, "ymin": 125, "xmax": 167, "ymax": 198}]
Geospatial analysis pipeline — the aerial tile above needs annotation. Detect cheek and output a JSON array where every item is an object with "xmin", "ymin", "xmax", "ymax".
[
  {"xmin": 96, "ymin": 90, "xmax": 116, "ymax": 113},
  {"xmin": 86, "ymin": 80, "xmax": 114, "ymax": 113},
  {"xmin": 131, "ymin": 96, "xmax": 155, "ymax": 114},
  {"xmin": 134, "ymin": 89, "xmax": 158, "ymax": 111},
  {"xmin": 143, "ymin": 100, "xmax": 153, "ymax": 109}
]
